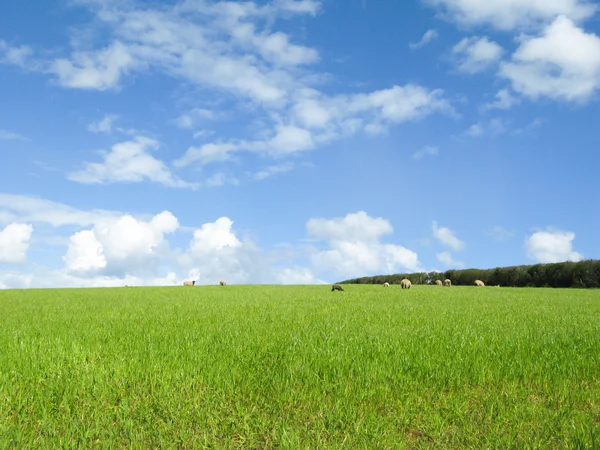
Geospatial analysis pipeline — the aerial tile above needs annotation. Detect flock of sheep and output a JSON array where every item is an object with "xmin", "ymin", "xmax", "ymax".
[
  {"xmin": 182, "ymin": 279, "xmax": 487, "ymax": 288},
  {"xmin": 332, "ymin": 278, "xmax": 486, "ymax": 291},
  {"xmin": 182, "ymin": 280, "xmax": 227, "ymax": 286}
]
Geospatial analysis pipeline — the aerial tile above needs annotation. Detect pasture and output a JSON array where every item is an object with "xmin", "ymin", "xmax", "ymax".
[{"xmin": 1, "ymin": 285, "xmax": 599, "ymax": 448}]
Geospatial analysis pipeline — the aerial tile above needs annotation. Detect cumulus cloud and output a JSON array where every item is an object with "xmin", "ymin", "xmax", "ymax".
[
  {"xmin": 179, "ymin": 216, "xmax": 276, "ymax": 285},
  {"xmin": 409, "ymin": 29, "xmax": 439, "ymax": 49},
  {"xmin": 67, "ymin": 136, "xmax": 198, "ymax": 189},
  {"xmin": 307, "ymin": 211, "xmax": 422, "ymax": 280},
  {"xmin": 499, "ymin": 15, "xmax": 600, "ymax": 103},
  {"xmin": 63, "ymin": 211, "xmax": 179, "ymax": 277},
  {"xmin": 0, "ymin": 223, "xmax": 34, "ymax": 264},
  {"xmin": 432, "ymin": 221, "xmax": 465, "ymax": 251},
  {"xmin": 436, "ymin": 251, "xmax": 465, "ymax": 268},
  {"xmin": 525, "ymin": 228, "xmax": 583, "ymax": 263},
  {"xmin": 423, "ymin": 0, "xmax": 597, "ymax": 30},
  {"xmin": 452, "ymin": 36, "xmax": 504, "ymax": 73}
]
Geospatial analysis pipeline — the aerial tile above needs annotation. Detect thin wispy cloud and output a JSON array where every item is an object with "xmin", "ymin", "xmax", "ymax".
[{"xmin": 409, "ymin": 29, "xmax": 439, "ymax": 50}]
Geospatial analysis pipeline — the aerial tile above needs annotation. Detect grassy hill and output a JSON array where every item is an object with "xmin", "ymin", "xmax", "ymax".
[{"xmin": 1, "ymin": 284, "xmax": 599, "ymax": 447}]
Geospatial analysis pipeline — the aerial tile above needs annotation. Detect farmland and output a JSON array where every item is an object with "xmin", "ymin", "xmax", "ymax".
[{"xmin": 1, "ymin": 285, "xmax": 599, "ymax": 448}]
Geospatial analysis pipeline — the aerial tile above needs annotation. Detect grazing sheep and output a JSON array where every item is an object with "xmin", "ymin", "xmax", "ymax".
[
  {"xmin": 383, "ymin": 282, "xmax": 390, "ymax": 287},
  {"xmin": 220, "ymin": 280, "xmax": 227, "ymax": 286},
  {"xmin": 183, "ymin": 280, "xmax": 195, "ymax": 286},
  {"xmin": 444, "ymin": 279, "xmax": 451, "ymax": 286},
  {"xmin": 475, "ymin": 280, "xmax": 485, "ymax": 287},
  {"xmin": 331, "ymin": 284, "xmax": 344, "ymax": 292},
  {"xmin": 401, "ymin": 278, "xmax": 411, "ymax": 289},
  {"xmin": 435, "ymin": 280, "xmax": 443, "ymax": 286}
]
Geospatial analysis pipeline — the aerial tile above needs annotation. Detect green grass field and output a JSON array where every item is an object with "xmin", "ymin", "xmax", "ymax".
[{"xmin": 1, "ymin": 285, "xmax": 599, "ymax": 448}]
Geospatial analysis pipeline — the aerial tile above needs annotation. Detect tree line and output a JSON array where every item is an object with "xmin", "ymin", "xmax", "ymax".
[{"xmin": 338, "ymin": 259, "xmax": 600, "ymax": 288}]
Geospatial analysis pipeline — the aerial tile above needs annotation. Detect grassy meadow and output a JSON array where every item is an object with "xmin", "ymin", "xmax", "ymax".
[{"xmin": 1, "ymin": 284, "xmax": 599, "ymax": 448}]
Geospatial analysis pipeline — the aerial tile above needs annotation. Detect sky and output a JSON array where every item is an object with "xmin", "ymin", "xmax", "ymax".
[{"xmin": 1, "ymin": 0, "xmax": 599, "ymax": 288}]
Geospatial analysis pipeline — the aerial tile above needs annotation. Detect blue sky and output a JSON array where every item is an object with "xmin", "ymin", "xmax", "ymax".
[{"xmin": 1, "ymin": 0, "xmax": 599, "ymax": 288}]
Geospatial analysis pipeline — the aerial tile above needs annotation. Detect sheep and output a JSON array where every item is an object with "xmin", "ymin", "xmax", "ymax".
[
  {"xmin": 183, "ymin": 280, "xmax": 195, "ymax": 286},
  {"xmin": 401, "ymin": 278, "xmax": 411, "ymax": 289},
  {"xmin": 220, "ymin": 280, "xmax": 227, "ymax": 286},
  {"xmin": 331, "ymin": 284, "xmax": 344, "ymax": 292},
  {"xmin": 474, "ymin": 280, "xmax": 485, "ymax": 287},
  {"xmin": 444, "ymin": 279, "xmax": 451, "ymax": 286},
  {"xmin": 383, "ymin": 282, "xmax": 390, "ymax": 287},
  {"xmin": 435, "ymin": 280, "xmax": 443, "ymax": 286}
]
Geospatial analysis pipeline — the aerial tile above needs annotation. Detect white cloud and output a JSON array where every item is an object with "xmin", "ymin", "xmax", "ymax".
[
  {"xmin": 0, "ymin": 267, "xmax": 179, "ymax": 290},
  {"xmin": 0, "ymin": 129, "xmax": 26, "ymax": 140},
  {"xmin": 272, "ymin": 266, "xmax": 326, "ymax": 284},
  {"xmin": 0, "ymin": 272, "xmax": 32, "ymax": 289},
  {"xmin": 483, "ymin": 89, "xmax": 520, "ymax": 110},
  {"xmin": 307, "ymin": 211, "xmax": 422, "ymax": 279},
  {"xmin": 499, "ymin": 15, "xmax": 600, "ymax": 103},
  {"xmin": 63, "ymin": 210, "xmax": 179, "ymax": 277},
  {"xmin": 412, "ymin": 146, "xmax": 439, "ymax": 161},
  {"xmin": 525, "ymin": 228, "xmax": 583, "ymax": 263},
  {"xmin": 424, "ymin": 0, "xmax": 597, "ymax": 30},
  {"xmin": 0, "ymin": 193, "xmax": 122, "ymax": 228},
  {"xmin": 3, "ymin": 1, "xmax": 453, "ymax": 174},
  {"xmin": 174, "ymin": 108, "xmax": 215, "ymax": 129},
  {"xmin": 0, "ymin": 198, "xmax": 429, "ymax": 287},
  {"xmin": 175, "ymin": 84, "xmax": 453, "ymax": 167},
  {"xmin": 512, "ymin": 117, "xmax": 543, "ymax": 135},
  {"xmin": 50, "ymin": 42, "xmax": 140, "ymax": 91},
  {"xmin": 88, "ymin": 114, "xmax": 118, "ymax": 133},
  {"xmin": 67, "ymin": 136, "xmax": 198, "ymax": 189},
  {"xmin": 189, "ymin": 217, "xmax": 242, "ymax": 254},
  {"xmin": 180, "ymin": 216, "xmax": 275, "ymax": 285},
  {"xmin": 0, "ymin": 40, "xmax": 36, "ymax": 69},
  {"xmin": 0, "ymin": 223, "xmax": 34, "ymax": 264},
  {"xmin": 488, "ymin": 226, "xmax": 515, "ymax": 241},
  {"xmin": 465, "ymin": 118, "xmax": 508, "ymax": 137},
  {"xmin": 307, "ymin": 211, "xmax": 392, "ymax": 243},
  {"xmin": 432, "ymin": 221, "xmax": 465, "ymax": 251},
  {"xmin": 253, "ymin": 162, "xmax": 295, "ymax": 180},
  {"xmin": 436, "ymin": 251, "xmax": 465, "ymax": 268},
  {"xmin": 63, "ymin": 230, "xmax": 107, "ymax": 273},
  {"xmin": 409, "ymin": 29, "xmax": 439, "ymax": 49},
  {"xmin": 452, "ymin": 36, "xmax": 504, "ymax": 73},
  {"xmin": 205, "ymin": 172, "xmax": 240, "ymax": 187}
]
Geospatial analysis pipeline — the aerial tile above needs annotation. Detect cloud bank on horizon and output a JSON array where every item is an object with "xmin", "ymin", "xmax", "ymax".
[{"xmin": 0, "ymin": 0, "xmax": 597, "ymax": 288}]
